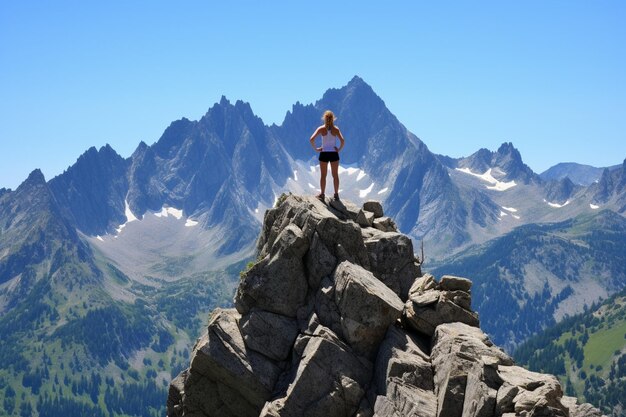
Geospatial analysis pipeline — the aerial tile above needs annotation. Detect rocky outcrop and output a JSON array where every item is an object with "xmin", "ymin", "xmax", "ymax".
[{"xmin": 167, "ymin": 195, "xmax": 604, "ymax": 417}]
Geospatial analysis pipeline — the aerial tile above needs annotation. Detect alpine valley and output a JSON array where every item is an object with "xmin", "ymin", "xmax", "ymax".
[{"xmin": 1, "ymin": 76, "xmax": 625, "ymax": 416}]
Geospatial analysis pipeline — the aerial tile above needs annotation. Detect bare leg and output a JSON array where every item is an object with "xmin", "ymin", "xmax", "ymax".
[
  {"xmin": 330, "ymin": 160, "xmax": 340, "ymax": 196},
  {"xmin": 319, "ymin": 161, "xmax": 328, "ymax": 195}
]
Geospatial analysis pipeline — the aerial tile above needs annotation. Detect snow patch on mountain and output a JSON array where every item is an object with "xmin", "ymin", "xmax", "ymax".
[
  {"xmin": 154, "ymin": 206, "xmax": 183, "ymax": 219},
  {"xmin": 456, "ymin": 167, "xmax": 517, "ymax": 191},
  {"xmin": 590, "ymin": 203, "xmax": 600, "ymax": 210},
  {"xmin": 359, "ymin": 182, "xmax": 375, "ymax": 198},
  {"xmin": 545, "ymin": 200, "xmax": 570, "ymax": 208},
  {"xmin": 116, "ymin": 200, "xmax": 139, "ymax": 233},
  {"xmin": 185, "ymin": 219, "xmax": 199, "ymax": 227}
]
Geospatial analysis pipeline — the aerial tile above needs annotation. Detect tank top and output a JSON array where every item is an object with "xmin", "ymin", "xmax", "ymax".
[{"xmin": 321, "ymin": 127, "xmax": 336, "ymax": 152}]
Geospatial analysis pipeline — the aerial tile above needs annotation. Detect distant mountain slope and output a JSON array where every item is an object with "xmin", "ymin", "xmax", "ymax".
[
  {"xmin": 0, "ymin": 169, "xmax": 100, "ymax": 310},
  {"xmin": 514, "ymin": 286, "xmax": 626, "ymax": 416},
  {"xmin": 588, "ymin": 160, "xmax": 626, "ymax": 213},
  {"xmin": 0, "ymin": 170, "xmax": 246, "ymax": 417},
  {"xmin": 541, "ymin": 162, "xmax": 620, "ymax": 186},
  {"xmin": 429, "ymin": 210, "xmax": 626, "ymax": 352}
]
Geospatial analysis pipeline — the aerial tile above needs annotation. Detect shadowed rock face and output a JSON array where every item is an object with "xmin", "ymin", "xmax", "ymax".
[{"xmin": 167, "ymin": 195, "xmax": 604, "ymax": 417}]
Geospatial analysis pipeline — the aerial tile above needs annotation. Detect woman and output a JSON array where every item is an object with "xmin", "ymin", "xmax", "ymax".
[{"xmin": 309, "ymin": 110, "xmax": 345, "ymax": 201}]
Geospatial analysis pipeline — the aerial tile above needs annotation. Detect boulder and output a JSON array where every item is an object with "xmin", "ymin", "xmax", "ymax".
[
  {"xmin": 405, "ymin": 297, "xmax": 480, "ymax": 337},
  {"xmin": 431, "ymin": 323, "xmax": 513, "ymax": 417},
  {"xmin": 496, "ymin": 366, "xmax": 568, "ymax": 416},
  {"xmin": 364, "ymin": 231, "xmax": 418, "ymax": 299},
  {"xmin": 187, "ymin": 308, "xmax": 282, "ymax": 416},
  {"xmin": 316, "ymin": 215, "xmax": 371, "ymax": 268},
  {"xmin": 408, "ymin": 274, "xmax": 438, "ymax": 295},
  {"xmin": 240, "ymin": 308, "xmax": 299, "ymax": 361},
  {"xmin": 356, "ymin": 209, "xmax": 373, "ymax": 227},
  {"xmin": 373, "ymin": 216, "xmax": 397, "ymax": 232},
  {"xmin": 440, "ymin": 275, "xmax": 472, "ymax": 292},
  {"xmin": 235, "ymin": 224, "xmax": 309, "ymax": 317},
  {"xmin": 363, "ymin": 200, "xmax": 384, "ymax": 218},
  {"xmin": 260, "ymin": 326, "xmax": 372, "ymax": 417},
  {"xmin": 333, "ymin": 261, "xmax": 405, "ymax": 359},
  {"xmin": 561, "ymin": 397, "xmax": 605, "ymax": 417}
]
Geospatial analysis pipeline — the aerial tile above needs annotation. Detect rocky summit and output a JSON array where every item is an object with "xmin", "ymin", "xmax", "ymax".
[{"xmin": 166, "ymin": 194, "xmax": 603, "ymax": 417}]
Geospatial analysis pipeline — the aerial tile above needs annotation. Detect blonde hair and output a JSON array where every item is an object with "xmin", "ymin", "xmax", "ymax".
[{"xmin": 322, "ymin": 110, "xmax": 336, "ymax": 131}]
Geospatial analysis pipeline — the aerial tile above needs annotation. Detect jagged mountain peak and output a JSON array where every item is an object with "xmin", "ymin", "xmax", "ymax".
[
  {"xmin": 318, "ymin": 74, "xmax": 385, "ymax": 113},
  {"xmin": 458, "ymin": 141, "xmax": 537, "ymax": 184},
  {"xmin": 19, "ymin": 168, "xmax": 47, "ymax": 188},
  {"xmin": 152, "ymin": 118, "xmax": 196, "ymax": 159}
]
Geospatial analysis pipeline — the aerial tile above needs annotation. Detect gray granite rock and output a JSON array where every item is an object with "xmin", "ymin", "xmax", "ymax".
[
  {"xmin": 364, "ymin": 231, "xmax": 418, "ymax": 300},
  {"xmin": 372, "ymin": 216, "xmax": 398, "ymax": 232},
  {"xmin": 240, "ymin": 308, "xmax": 299, "ymax": 361},
  {"xmin": 260, "ymin": 326, "xmax": 372, "ymax": 417},
  {"xmin": 169, "ymin": 196, "xmax": 604, "ymax": 417},
  {"xmin": 363, "ymin": 200, "xmax": 384, "ymax": 218},
  {"xmin": 305, "ymin": 230, "xmax": 337, "ymax": 289},
  {"xmin": 333, "ymin": 261, "xmax": 405, "ymax": 359},
  {"xmin": 235, "ymin": 224, "xmax": 309, "ymax": 317},
  {"xmin": 187, "ymin": 308, "xmax": 281, "ymax": 416},
  {"xmin": 440, "ymin": 275, "xmax": 472, "ymax": 292}
]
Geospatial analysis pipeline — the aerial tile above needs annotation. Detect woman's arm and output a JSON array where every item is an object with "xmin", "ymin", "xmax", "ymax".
[
  {"xmin": 309, "ymin": 126, "xmax": 323, "ymax": 152},
  {"xmin": 335, "ymin": 128, "xmax": 345, "ymax": 152}
]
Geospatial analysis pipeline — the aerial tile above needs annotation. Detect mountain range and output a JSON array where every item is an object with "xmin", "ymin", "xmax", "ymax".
[{"xmin": 1, "ymin": 76, "xmax": 625, "ymax": 416}]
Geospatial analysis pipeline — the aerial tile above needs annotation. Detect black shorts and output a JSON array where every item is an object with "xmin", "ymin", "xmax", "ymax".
[{"xmin": 319, "ymin": 151, "xmax": 340, "ymax": 163}]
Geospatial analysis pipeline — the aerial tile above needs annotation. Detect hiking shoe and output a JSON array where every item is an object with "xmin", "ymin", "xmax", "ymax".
[
  {"xmin": 333, "ymin": 193, "xmax": 340, "ymax": 201},
  {"xmin": 316, "ymin": 193, "xmax": 325, "ymax": 201}
]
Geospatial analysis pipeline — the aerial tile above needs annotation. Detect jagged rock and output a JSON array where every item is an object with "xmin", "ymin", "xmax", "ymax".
[
  {"xmin": 374, "ymin": 325, "xmax": 432, "ymax": 397},
  {"xmin": 363, "ymin": 200, "xmax": 384, "ymax": 218},
  {"xmin": 461, "ymin": 358, "xmax": 501, "ymax": 417},
  {"xmin": 410, "ymin": 290, "xmax": 441, "ymax": 307},
  {"xmin": 496, "ymin": 366, "xmax": 568, "ymax": 416},
  {"xmin": 373, "ymin": 382, "xmax": 437, "ymax": 417},
  {"xmin": 167, "ymin": 195, "xmax": 603, "ymax": 417},
  {"xmin": 185, "ymin": 308, "xmax": 282, "ymax": 416},
  {"xmin": 333, "ymin": 261, "xmax": 405, "ymax": 359},
  {"xmin": 235, "ymin": 224, "xmax": 309, "ymax": 317},
  {"xmin": 316, "ymin": 215, "xmax": 371, "ymax": 268},
  {"xmin": 431, "ymin": 323, "xmax": 513, "ymax": 417},
  {"xmin": 329, "ymin": 198, "xmax": 362, "ymax": 221},
  {"xmin": 314, "ymin": 277, "xmax": 344, "ymax": 338},
  {"xmin": 405, "ymin": 296, "xmax": 480, "ymax": 336},
  {"xmin": 356, "ymin": 209, "xmax": 373, "ymax": 227},
  {"xmin": 440, "ymin": 290, "xmax": 472, "ymax": 311},
  {"xmin": 260, "ymin": 325, "xmax": 372, "ymax": 417},
  {"xmin": 561, "ymin": 397, "xmax": 606, "ymax": 417},
  {"xmin": 364, "ymin": 231, "xmax": 418, "ymax": 300},
  {"xmin": 305, "ymin": 231, "xmax": 336, "ymax": 289},
  {"xmin": 408, "ymin": 274, "xmax": 438, "ymax": 296},
  {"xmin": 373, "ymin": 216, "xmax": 397, "ymax": 232},
  {"xmin": 166, "ymin": 369, "xmax": 187, "ymax": 417},
  {"xmin": 240, "ymin": 308, "xmax": 299, "ymax": 361},
  {"xmin": 440, "ymin": 275, "xmax": 472, "ymax": 292}
]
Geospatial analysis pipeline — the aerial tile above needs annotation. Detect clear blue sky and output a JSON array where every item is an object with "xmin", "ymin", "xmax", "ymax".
[{"xmin": 1, "ymin": 1, "xmax": 625, "ymax": 189}]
